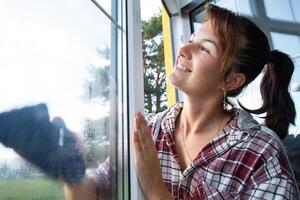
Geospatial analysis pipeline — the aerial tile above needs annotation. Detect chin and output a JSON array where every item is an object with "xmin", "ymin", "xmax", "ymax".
[
  {"xmin": 168, "ymin": 73, "xmax": 179, "ymax": 87},
  {"xmin": 169, "ymin": 76, "xmax": 183, "ymax": 92}
]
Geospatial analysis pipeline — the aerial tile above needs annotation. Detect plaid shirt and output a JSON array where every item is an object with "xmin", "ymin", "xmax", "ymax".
[
  {"xmin": 146, "ymin": 102, "xmax": 299, "ymax": 199},
  {"xmin": 94, "ymin": 102, "xmax": 299, "ymax": 199}
]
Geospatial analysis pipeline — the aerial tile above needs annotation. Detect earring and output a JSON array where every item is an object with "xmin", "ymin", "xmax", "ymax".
[{"xmin": 223, "ymin": 90, "xmax": 234, "ymax": 112}]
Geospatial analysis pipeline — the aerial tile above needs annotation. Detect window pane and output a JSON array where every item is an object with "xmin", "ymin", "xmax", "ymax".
[
  {"xmin": 93, "ymin": 0, "xmax": 112, "ymax": 15},
  {"xmin": 190, "ymin": 6, "xmax": 205, "ymax": 33},
  {"xmin": 215, "ymin": 0, "xmax": 237, "ymax": 12},
  {"xmin": 191, "ymin": 0, "xmax": 253, "ymax": 33},
  {"xmin": 291, "ymin": 0, "xmax": 300, "ymax": 23},
  {"xmin": 236, "ymin": 0, "xmax": 253, "ymax": 16},
  {"xmin": 271, "ymin": 32, "xmax": 300, "ymax": 58},
  {"xmin": 264, "ymin": 0, "xmax": 295, "ymax": 22},
  {"xmin": 0, "ymin": 0, "xmax": 116, "ymax": 199},
  {"xmin": 290, "ymin": 57, "xmax": 300, "ymax": 135}
]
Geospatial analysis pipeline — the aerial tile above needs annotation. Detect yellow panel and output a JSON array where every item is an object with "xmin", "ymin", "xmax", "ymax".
[{"xmin": 162, "ymin": 6, "xmax": 176, "ymax": 107}]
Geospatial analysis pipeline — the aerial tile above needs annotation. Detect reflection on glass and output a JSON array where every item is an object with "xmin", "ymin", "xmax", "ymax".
[
  {"xmin": 0, "ymin": 0, "xmax": 114, "ymax": 199},
  {"xmin": 271, "ymin": 32, "xmax": 300, "ymax": 58},
  {"xmin": 264, "ymin": 0, "xmax": 295, "ymax": 22}
]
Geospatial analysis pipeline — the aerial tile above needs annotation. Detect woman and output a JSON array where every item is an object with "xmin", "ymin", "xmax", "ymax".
[
  {"xmin": 1, "ymin": 3, "xmax": 297, "ymax": 200},
  {"xmin": 132, "ymin": 4, "xmax": 299, "ymax": 199}
]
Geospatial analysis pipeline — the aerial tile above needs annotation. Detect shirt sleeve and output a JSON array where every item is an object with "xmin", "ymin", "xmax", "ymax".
[
  {"xmin": 87, "ymin": 157, "xmax": 111, "ymax": 200},
  {"xmin": 242, "ymin": 152, "xmax": 299, "ymax": 200},
  {"xmin": 145, "ymin": 112, "xmax": 160, "ymax": 137}
]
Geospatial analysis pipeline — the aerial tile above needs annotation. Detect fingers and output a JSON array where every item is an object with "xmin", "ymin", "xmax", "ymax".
[
  {"xmin": 135, "ymin": 112, "xmax": 150, "ymax": 136},
  {"xmin": 132, "ymin": 129, "xmax": 143, "ymax": 161},
  {"xmin": 137, "ymin": 112, "xmax": 147, "ymax": 125},
  {"xmin": 134, "ymin": 113, "xmax": 141, "ymax": 130},
  {"xmin": 133, "ymin": 112, "xmax": 155, "ymax": 154}
]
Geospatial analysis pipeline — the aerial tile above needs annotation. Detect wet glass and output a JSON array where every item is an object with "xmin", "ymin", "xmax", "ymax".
[{"xmin": 0, "ymin": 0, "xmax": 116, "ymax": 199}]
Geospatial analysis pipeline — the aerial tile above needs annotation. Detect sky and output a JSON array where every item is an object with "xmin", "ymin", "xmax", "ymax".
[
  {"xmin": 141, "ymin": 0, "xmax": 162, "ymax": 20},
  {"xmin": 0, "ymin": 0, "xmax": 162, "ymax": 160}
]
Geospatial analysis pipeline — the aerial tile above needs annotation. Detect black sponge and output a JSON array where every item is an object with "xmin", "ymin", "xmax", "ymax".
[{"xmin": 0, "ymin": 104, "xmax": 86, "ymax": 184}]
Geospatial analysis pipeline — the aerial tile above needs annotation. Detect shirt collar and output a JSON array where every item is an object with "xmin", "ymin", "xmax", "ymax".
[{"xmin": 160, "ymin": 102, "xmax": 261, "ymax": 144}]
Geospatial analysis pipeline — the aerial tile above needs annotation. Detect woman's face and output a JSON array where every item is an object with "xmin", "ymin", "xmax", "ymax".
[{"xmin": 169, "ymin": 21, "xmax": 224, "ymax": 99}]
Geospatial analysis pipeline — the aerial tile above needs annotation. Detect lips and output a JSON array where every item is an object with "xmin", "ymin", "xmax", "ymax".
[{"xmin": 176, "ymin": 62, "xmax": 192, "ymax": 72}]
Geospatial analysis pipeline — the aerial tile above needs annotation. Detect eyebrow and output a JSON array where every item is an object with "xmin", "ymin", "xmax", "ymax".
[{"xmin": 201, "ymin": 38, "xmax": 218, "ymax": 49}]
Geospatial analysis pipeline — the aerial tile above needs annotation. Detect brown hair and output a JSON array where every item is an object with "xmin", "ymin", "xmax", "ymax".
[{"xmin": 204, "ymin": 4, "xmax": 296, "ymax": 139}]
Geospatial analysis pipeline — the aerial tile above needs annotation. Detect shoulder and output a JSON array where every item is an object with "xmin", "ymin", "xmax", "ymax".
[
  {"xmin": 236, "ymin": 123, "xmax": 294, "ymax": 178},
  {"xmin": 234, "ymin": 109, "xmax": 282, "ymax": 154},
  {"xmin": 231, "ymin": 109, "xmax": 291, "ymax": 170},
  {"xmin": 245, "ymin": 127, "xmax": 282, "ymax": 157}
]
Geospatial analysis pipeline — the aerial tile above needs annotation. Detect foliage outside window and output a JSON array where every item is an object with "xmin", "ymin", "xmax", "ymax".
[{"xmin": 142, "ymin": 12, "xmax": 168, "ymax": 114}]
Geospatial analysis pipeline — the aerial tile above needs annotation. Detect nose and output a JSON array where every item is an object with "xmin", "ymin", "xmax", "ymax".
[{"xmin": 177, "ymin": 43, "xmax": 192, "ymax": 60}]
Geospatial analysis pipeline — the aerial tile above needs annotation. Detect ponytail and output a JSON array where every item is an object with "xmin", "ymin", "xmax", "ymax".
[
  {"xmin": 239, "ymin": 50, "xmax": 296, "ymax": 139},
  {"xmin": 205, "ymin": 5, "xmax": 296, "ymax": 139}
]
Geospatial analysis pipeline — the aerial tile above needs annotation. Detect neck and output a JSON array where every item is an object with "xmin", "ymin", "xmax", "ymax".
[{"xmin": 179, "ymin": 95, "xmax": 231, "ymax": 136}]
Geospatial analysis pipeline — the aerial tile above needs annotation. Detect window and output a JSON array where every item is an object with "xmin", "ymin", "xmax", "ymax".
[
  {"xmin": 236, "ymin": 0, "xmax": 252, "ymax": 16},
  {"xmin": 0, "ymin": 0, "xmax": 126, "ymax": 199},
  {"xmin": 264, "ymin": 0, "xmax": 300, "ymax": 23},
  {"xmin": 214, "ymin": 0, "xmax": 253, "ymax": 16},
  {"xmin": 271, "ymin": 32, "xmax": 300, "ymax": 58},
  {"xmin": 190, "ymin": 0, "xmax": 253, "ymax": 33}
]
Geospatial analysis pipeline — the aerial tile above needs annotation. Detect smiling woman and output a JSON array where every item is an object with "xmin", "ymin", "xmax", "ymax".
[{"xmin": 132, "ymin": 4, "xmax": 299, "ymax": 199}]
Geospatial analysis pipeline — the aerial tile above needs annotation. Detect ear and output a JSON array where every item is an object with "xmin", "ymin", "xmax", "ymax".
[{"xmin": 222, "ymin": 72, "xmax": 246, "ymax": 92}]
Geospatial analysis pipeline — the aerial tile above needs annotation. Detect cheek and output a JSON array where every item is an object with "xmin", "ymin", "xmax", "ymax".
[
  {"xmin": 194, "ymin": 58, "xmax": 220, "ymax": 76},
  {"xmin": 192, "ymin": 60, "xmax": 223, "ymax": 88}
]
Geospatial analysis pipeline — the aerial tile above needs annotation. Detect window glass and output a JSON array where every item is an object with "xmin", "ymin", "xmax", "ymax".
[
  {"xmin": 290, "ymin": 57, "xmax": 300, "ymax": 135},
  {"xmin": 214, "ymin": 0, "xmax": 237, "ymax": 12},
  {"xmin": 236, "ymin": 0, "xmax": 253, "ymax": 16},
  {"xmin": 191, "ymin": 0, "xmax": 252, "ymax": 33},
  {"xmin": 264, "ymin": 0, "xmax": 295, "ymax": 22},
  {"xmin": 93, "ymin": 0, "xmax": 112, "ymax": 15},
  {"xmin": 291, "ymin": 0, "xmax": 300, "ymax": 23},
  {"xmin": 190, "ymin": 7, "xmax": 205, "ymax": 33},
  {"xmin": 271, "ymin": 32, "xmax": 300, "ymax": 58},
  {"xmin": 0, "ymin": 0, "xmax": 117, "ymax": 199}
]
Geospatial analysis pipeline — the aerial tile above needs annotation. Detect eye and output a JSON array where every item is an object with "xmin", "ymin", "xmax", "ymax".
[{"xmin": 200, "ymin": 46, "xmax": 210, "ymax": 54}]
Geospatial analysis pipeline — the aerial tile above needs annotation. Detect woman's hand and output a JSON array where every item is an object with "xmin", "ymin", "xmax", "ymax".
[{"xmin": 132, "ymin": 112, "xmax": 172, "ymax": 200}]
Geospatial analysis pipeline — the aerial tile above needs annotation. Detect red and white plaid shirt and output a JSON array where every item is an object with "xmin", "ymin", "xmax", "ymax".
[
  {"xmin": 94, "ymin": 102, "xmax": 299, "ymax": 199},
  {"xmin": 145, "ymin": 102, "xmax": 299, "ymax": 199}
]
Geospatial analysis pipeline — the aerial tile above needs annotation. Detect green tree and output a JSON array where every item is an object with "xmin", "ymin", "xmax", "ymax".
[{"xmin": 142, "ymin": 12, "xmax": 167, "ymax": 114}]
